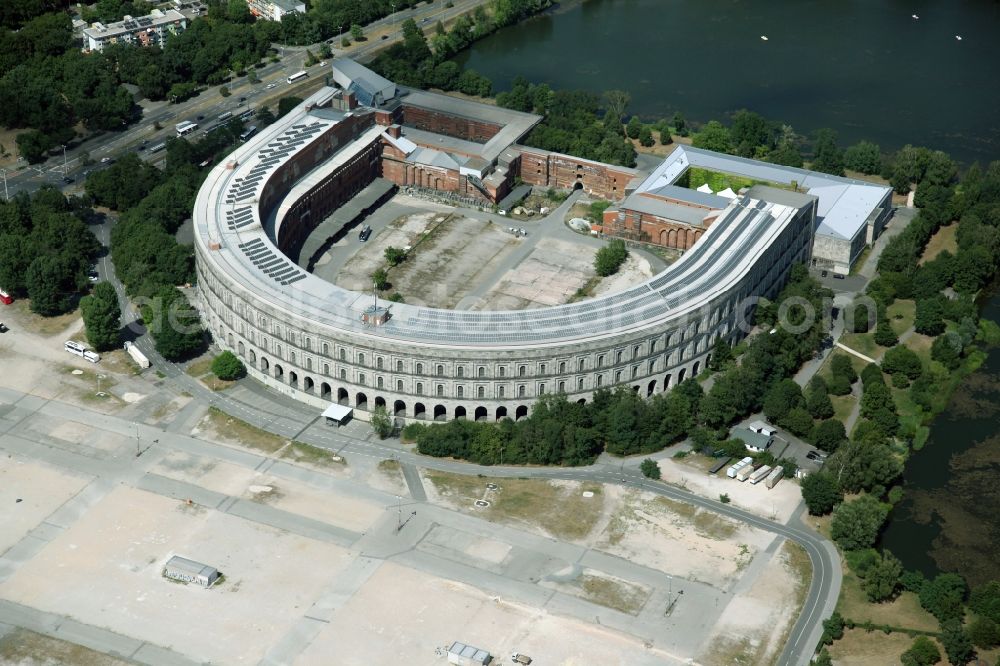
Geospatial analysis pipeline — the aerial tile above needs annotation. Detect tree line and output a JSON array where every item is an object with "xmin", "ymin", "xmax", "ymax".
[{"xmin": 0, "ymin": 188, "xmax": 100, "ymax": 315}]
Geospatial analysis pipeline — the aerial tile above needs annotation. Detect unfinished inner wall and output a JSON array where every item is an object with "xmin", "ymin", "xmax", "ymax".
[
  {"xmin": 401, "ymin": 105, "xmax": 502, "ymax": 144},
  {"xmin": 517, "ymin": 148, "xmax": 637, "ymax": 200}
]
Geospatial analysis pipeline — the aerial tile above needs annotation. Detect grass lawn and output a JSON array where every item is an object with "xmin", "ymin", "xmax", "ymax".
[
  {"xmin": 919, "ymin": 223, "xmax": 959, "ymax": 264},
  {"xmin": 185, "ymin": 356, "xmax": 236, "ymax": 391},
  {"xmin": 0, "ymin": 628, "xmax": 131, "ymax": 666},
  {"xmin": 578, "ymin": 573, "xmax": 650, "ymax": 615},
  {"xmin": 11, "ymin": 301, "xmax": 81, "ymax": 337},
  {"xmin": 850, "ymin": 246, "xmax": 873, "ymax": 276},
  {"xmin": 839, "ymin": 332, "xmax": 883, "ymax": 360},
  {"xmin": 886, "ymin": 299, "xmax": 916, "ymax": 337},
  {"xmin": 201, "ymin": 406, "xmax": 287, "ymax": 453},
  {"xmin": 424, "ymin": 471, "xmax": 605, "ymax": 541},
  {"xmin": 836, "ymin": 564, "xmax": 939, "ymax": 632},
  {"xmin": 831, "ymin": 394, "xmax": 856, "ymax": 423},
  {"xmin": 280, "ymin": 441, "xmax": 345, "ymax": 469},
  {"xmin": 827, "ymin": 628, "xmax": 932, "ymax": 666}
]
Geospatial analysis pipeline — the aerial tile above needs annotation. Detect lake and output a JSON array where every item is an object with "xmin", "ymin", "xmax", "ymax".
[
  {"xmin": 879, "ymin": 288, "xmax": 1000, "ymax": 587},
  {"xmin": 456, "ymin": 0, "xmax": 1000, "ymax": 166}
]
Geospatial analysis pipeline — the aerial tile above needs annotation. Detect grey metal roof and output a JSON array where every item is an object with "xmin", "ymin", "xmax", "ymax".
[
  {"xmin": 621, "ymin": 192, "xmax": 717, "ymax": 227},
  {"xmin": 638, "ymin": 145, "xmax": 892, "ymax": 242},
  {"xmin": 645, "ymin": 184, "xmax": 731, "ymax": 209},
  {"xmin": 330, "ymin": 58, "xmax": 396, "ymax": 106}
]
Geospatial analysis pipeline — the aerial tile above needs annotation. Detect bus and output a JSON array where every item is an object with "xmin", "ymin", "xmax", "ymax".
[
  {"xmin": 148, "ymin": 142, "xmax": 166, "ymax": 153},
  {"xmin": 238, "ymin": 109, "xmax": 254, "ymax": 121},
  {"xmin": 287, "ymin": 71, "xmax": 308, "ymax": 84},
  {"xmin": 239, "ymin": 126, "xmax": 257, "ymax": 142},
  {"xmin": 217, "ymin": 111, "xmax": 233, "ymax": 122},
  {"xmin": 175, "ymin": 121, "xmax": 198, "ymax": 137}
]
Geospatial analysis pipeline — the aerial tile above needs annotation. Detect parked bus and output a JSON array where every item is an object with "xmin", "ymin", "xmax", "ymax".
[
  {"xmin": 287, "ymin": 70, "xmax": 307, "ymax": 84},
  {"xmin": 217, "ymin": 111, "xmax": 233, "ymax": 122},
  {"xmin": 175, "ymin": 121, "xmax": 198, "ymax": 137},
  {"xmin": 148, "ymin": 142, "xmax": 166, "ymax": 153},
  {"xmin": 238, "ymin": 109, "xmax": 253, "ymax": 121},
  {"xmin": 239, "ymin": 125, "xmax": 257, "ymax": 142}
]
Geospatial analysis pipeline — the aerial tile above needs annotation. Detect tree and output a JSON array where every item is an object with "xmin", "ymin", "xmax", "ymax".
[
  {"xmin": 874, "ymin": 314, "xmax": 900, "ymax": 347},
  {"xmin": 147, "ymin": 288, "xmax": 203, "ymax": 361},
  {"xmin": 919, "ymin": 573, "xmax": 968, "ymax": 624},
  {"xmin": 384, "ymin": 246, "xmax": 407, "ymax": 266},
  {"xmin": 784, "ymin": 406, "xmax": 815, "ymax": 437},
  {"xmin": 820, "ymin": 611, "xmax": 845, "ymax": 645},
  {"xmin": 763, "ymin": 378, "xmax": 805, "ymax": 424},
  {"xmin": 915, "ymin": 297, "xmax": 947, "ymax": 336},
  {"xmin": 372, "ymin": 268, "xmax": 388, "ymax": 290},
  {"xmin": 638, "ymin": 125, "xmax": 654, "ymax": 147},
  {"xmin": 80, "ymin": 282, "xmax": 121, "ymax": 351},
  {"xmin": 832, "ymin": 354, "xmax": 859, "ymax": 385},
  {"xmin": 851, "ymin": 301, "xmax": 875, "ymax": 332},
  {"xmin": 625, "ymin": 115, "xmax": 642, "ymax": 139},
  {"xmin": 811, "ymin": 128, "xmax": 845, "ymax": 176},
  {"xmin": 211, "ymin": 350, "xmax": 245, "ymax": 380},
  {"xmin": 801, "ymin": 471, "xmax": 842, "ymax": 515},
  {"xmin": 862, "ymin": 550, "xmax": 902, "ymax": 602},
  {"xmin": 671, "ymin": 111, "xmax": 687, "ymax": 136},
  {"xmin": 813, "ymin": 419, "xmax": 847, "ymax": 452},
  {"xmin": 940, "ymin": 620, "xmax": 974, "ymax": 665},
  {"xmin": 814, "ymin": 649, "xmax": 833, "ymax": 666},
  {"xmin": 969, "ymin": 581, "xmax": 1000, "ymax": 624},
  {"xmin": 25, "ymin": 254, "xmax": 76, "ymax": 316},
  {"xmin": 844, "ymin": 140, "xmax": 882, "ymax": 175},
  {"xmin": 806, "ymin": 385, "xmax": 835, "ymax": 420},
  {"xmin": 602, "ymin": 89, "xmax": 630, "ymax": 125},
  {"xmin": 968, "ymin": 617, "xmax": 1000, "ymax": 649},
  {"xmin": 371, "ymin": 404, "xmax": 393, "ymax": 439},
  {"xmin": 900, "ymin": 635, "xmax": 941, "ymax": 666},
  {"xmin": 692, "ymin": 120, "xmax": 732, "ymax": 153},
  {"xmin": 594, "ymin": 239, "xmax": 628, "ymax": 276},
  {"xmin": 931, "ymin": 332, "xmax": 963, "ymax": 370},
  {"xmin": 350, "ymin": 23, "xmax": 364, "ymax": 40},
  {"xmin": 830, "ymin": 495, "xmax": 890, "ymax": 550},
  {"xmin": 708, "ymin": 336, "xmax": 733, "ymax": 371},
  {"xmin": 640, "ymin": 458, "xmax": 661, "ymax": 479},
  {"xmin": 882, "ymin": 345, "xmax": 923, "ymax": 380}
]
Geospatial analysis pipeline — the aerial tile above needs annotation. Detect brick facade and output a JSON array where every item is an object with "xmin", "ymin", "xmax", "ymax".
[
  {"xmin": 516, "ymin": 148, "xmax": 636, "ymax": 200},
  {"xmin": 401, "ymin": 105, "xmax": 502, "ymax": 144}
]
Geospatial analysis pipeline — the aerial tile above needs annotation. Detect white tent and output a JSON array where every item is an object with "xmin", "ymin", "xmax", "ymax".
[
  {"xmin": 717, "ymin": 187, "xmax": 738, "ymax": 199},
  {"xmin": 322, "ymin": 403, "xmax": 353, "ymax": 426},
  {"xmin": 696, "ymin": 183, "xmax": 714, "ymax": 194}
]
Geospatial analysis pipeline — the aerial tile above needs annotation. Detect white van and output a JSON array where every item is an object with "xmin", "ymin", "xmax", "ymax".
[{"xmin": 83, "ymin": 350, "xmax": 100, "ymax": 363}]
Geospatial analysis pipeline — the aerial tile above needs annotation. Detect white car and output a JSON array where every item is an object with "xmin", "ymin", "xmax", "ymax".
[{"xmin": 266, "ymin": 83, "xmax": 276, "ymax": 89}]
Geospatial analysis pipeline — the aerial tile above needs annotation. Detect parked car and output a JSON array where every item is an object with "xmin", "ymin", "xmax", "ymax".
[
  {"xmin": 806, "ymin": 450, "xmax": 827, "ymax": 461},
  {"xmin": 833, "ymin": 273, "xmax": 845, "ymax": 280},
  {"xmin": 821, "ymin": 270, "xmax": 828, "ymax": 277},
  {"xmin": 266, "ymin": 83, "xmax": 276, "ymax": 89},
  {"xmin": 358, "ymin": 225, "xmax": 372, "ymax": 242},
  {"xmin": 62, "ymin": 176, "xmax": 73, "ymax": 184},
  {"xmin": 238, "ymin": 97, "xmax": 246, "ymax": 103}
]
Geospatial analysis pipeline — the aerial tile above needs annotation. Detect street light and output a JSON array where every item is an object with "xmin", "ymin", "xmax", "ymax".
[
  {"xmin": 96, "ymin": 373, "xmax": 106, "ymax": 396},
  {"xmin": 62, "ymin": 145, "xmax": 68, "ymax": 176},
  {"xmin": 0, "ymin": 167, "xmax": 7, "ymax": 201}
]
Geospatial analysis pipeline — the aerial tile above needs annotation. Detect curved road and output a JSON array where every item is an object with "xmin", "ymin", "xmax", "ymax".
[{"xmin": 92, "ymin": 213, "xmax": 837, "ymax": 666}]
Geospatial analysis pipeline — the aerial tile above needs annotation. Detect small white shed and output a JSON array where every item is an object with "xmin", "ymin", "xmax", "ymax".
[
  {"xmin": 322, "ymin": 403, "xmax": 353, "ymax": 427},
  {"xmin": 163, "ymin": 556, "xmax": 220, "ymax": 588},
  {"xmin": 447, "ymin": 641, "xmax": 492, "ymax": 666}
]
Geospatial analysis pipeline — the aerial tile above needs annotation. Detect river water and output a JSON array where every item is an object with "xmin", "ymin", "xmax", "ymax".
[
  {"xmin": 879, "ymin": 289, "xmax": 1000, "ymax": 587},
  {"xmin": 456, "ymin": 0, "xmax": 1000, "ymax": 166}
]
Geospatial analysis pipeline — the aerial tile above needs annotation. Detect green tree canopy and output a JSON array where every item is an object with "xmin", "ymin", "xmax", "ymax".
[
  {"xmin": 801, "ymin": 471, "xmax": 842, "ymax": 515},
  {"xmin": 830, "ymin": 495, "xmax": 890, "ymax": 550},
  {"xmin": 80, "ymin": 282, "xmax": 122, "ymax": 351},
  {"xmin": 211, "ymin": 350, "xmax": 245, "ymax": 380},
  {"xmin": 844, "ymin": 140, "xmax": 882, "ymax": 175}
]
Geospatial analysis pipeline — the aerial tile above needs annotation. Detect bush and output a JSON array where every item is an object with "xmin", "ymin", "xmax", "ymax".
[
  {"xmin": 801, "ymin": 471, "xmax": 843, "ymax": 515},
  {"xmin": 401, "ymin": 422, "xmax": 426, "ymax": 442},
  {"xmin": 882, "ymin": 345, "xmax": 923, "ymax": 380},
  {"xmin": 371, "ymin": 405, "xmax": 393, "ymax": 439},
  {"xmin": 219, "ymin": 86, "xmax": 230, "ymax": 98},
  {"xmin": 640, "ymin": 458, "xmax": 661, "ymax": 479},
  {"xmin": 719, "ymin": 493, "xmax": 731, "ymax": 504},
  {"xmin": 968, "ymin": 616, "xmax": 1000, "ymax": 649},
  {"xmin": 830, "ymin": 495, "xmax": 890, "ymax": 550},
  {"xmin": 211, "ymin": 351, "xmax": 246, "ymax": 380},
  {"xmin": 594, "ymin": 238, "xmax": 628, "ymax": 276},
  {"xmin": 900, "ymin": 635, "xmax": 941, "ymax": 666}
]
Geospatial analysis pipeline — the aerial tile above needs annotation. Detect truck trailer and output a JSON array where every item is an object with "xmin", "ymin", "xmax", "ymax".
[
  {"xmin": 749, "ymin": 465, "xmax": 772, "ymax": 484},
  {"xmin": 736, "ymin": 465, "xmax": 756, "ymax": 482},
  {"xmin": 765, "ymin": 467, "xmax": 784, "ymax": 489},
  {"xmin": 124, "ymin": 341, "xmax": 151, "ymax": 369}
]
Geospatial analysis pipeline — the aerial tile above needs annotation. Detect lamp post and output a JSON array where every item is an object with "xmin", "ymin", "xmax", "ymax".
[
  {"xmin": 1, "ymin": 168, "xmax": 7, "ymax": 201},
  {"xmin": 134, "ymin": 422, "xmax": 140, "ymax": 457},
  {"xmin": 96, "ymin": 373, "xmax": 105, "ymax": 396},
  {"xmin": 62, "ymin": 145, "xmax": 68, "ymax": 176}
]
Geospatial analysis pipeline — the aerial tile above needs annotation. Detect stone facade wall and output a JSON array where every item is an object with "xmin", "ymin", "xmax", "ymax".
[{"xmin": 196, "ymin": 193, "xmax": 814, "ymax": 422}]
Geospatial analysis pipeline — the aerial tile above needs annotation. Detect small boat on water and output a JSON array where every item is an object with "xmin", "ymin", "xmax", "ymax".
[
  {"xmin": 955, "ymin": 35, "xmax": 963, "ymax": 41},
  {"xmin": 911, "ymin": 14, "xmax": 919, "ymax": 19},
  {"xmin": 760, "ymin": 35, "xmax": 768, "ymax": 41}
]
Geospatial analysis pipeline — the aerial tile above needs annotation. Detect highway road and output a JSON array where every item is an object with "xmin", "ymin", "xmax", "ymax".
[{"xmin": 0, "ymin": 0, "xmax": 491, "ymax": 200}]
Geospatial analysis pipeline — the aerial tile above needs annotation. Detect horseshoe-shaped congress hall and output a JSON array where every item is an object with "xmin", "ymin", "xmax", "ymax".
[{"xmin": 193, "ymin": 60, "xmax": 819, "ymax": 423}]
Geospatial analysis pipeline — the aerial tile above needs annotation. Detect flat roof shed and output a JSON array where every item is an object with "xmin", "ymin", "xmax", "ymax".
[
  {"xmin": 447, "ymin": 641, "xmax": 492, "ymax": 666},
  {"xmin": 322, "ymin": 402, "xmax": 353, "ymax": 426},
  {"xmin": 163, "ymin": 555, "xmax": 220, "ymax": 587}
]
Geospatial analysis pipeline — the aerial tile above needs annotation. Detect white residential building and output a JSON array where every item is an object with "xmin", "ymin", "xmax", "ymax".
[{"xmin": 83, "ymin": 9, "xmax": 186, "ymax": 52}]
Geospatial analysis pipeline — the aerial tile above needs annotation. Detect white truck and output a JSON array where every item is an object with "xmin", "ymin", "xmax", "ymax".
[
  {"xmin": 749, "ymin": 464, "xmax": 772, "ymax": 484},
  {"xmin": 511, "ymin": 654, "xmax": 533, "ymax": 665},
  {"xmin": 124, "ymin": 341, "xmax": 151, "ymax": 369},
  {"xmin": 726, "ymin": 456, "xmax": 754, "ymax": 479}
]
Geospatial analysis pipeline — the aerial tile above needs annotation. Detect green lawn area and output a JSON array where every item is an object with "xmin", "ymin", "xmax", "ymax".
[
  {"xmin": 919, "ymin": 223, "xmax": 959, "ymax": 264},
  {"xmin": 677, "ymin": 166, "xmax": 791, "ymax": 195},
  {"xmin": 886, "ymin": 299, "xmax": 916, "ymax": 336},
  {"xmin": 831, "ymin": 394, "xmax": 856, "ymax": 423},
  {"xmin": 839, "ymin": 332, "xmax": 884, "ymax": 360},
  {"xmin": 836, "ymin": 563, "xmax": 939, "ymax": 632}
]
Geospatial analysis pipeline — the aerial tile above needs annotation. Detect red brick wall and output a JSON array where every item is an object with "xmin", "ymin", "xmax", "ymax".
[
  {"xmin": 401, "ymin": 105, "xmax": 501, "ymax": 144},
  {"xmin": 601, "ymin": 208, "xmax": 707, "ymax": 249},
  {"xmin": 515, "ymin": 148, "xmax": 634, "ymax": 200}
]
